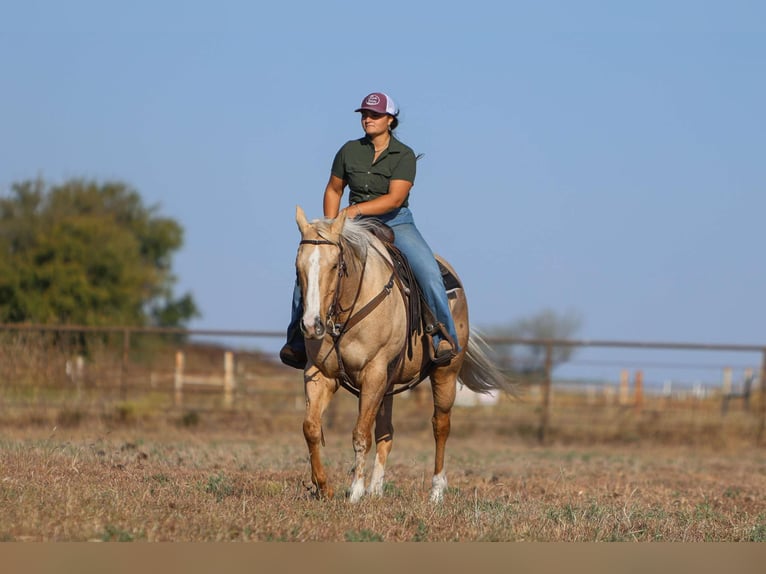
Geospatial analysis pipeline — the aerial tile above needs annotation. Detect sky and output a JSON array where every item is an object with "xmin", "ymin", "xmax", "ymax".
[{"xmin": 2, "ymin": 1, "xmax": 764, "ymax": 386}]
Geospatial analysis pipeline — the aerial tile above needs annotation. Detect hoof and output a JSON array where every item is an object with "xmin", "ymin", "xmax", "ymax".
[
  {"xmin": 348, "ymin": 479, "xmax": 365, "ymax": 503},
  {"xmin": 430, "ymin": 471, "xmax": 447, "ymax": 503}
]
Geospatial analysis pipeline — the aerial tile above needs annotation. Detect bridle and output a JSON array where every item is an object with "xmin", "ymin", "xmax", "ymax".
[
  {"xmin": 299, "ymin": 238, "xmax": 349, "ymax": 336},
  {"xmin": 299, "ymin": 237, "xmax": 396, "ymax": 335},
  {"xmin": 298, "ymin": 236, "xmax": 411, "ymax": 397}
]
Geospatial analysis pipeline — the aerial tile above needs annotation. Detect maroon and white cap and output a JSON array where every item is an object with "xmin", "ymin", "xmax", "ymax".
[{"xmin": 354, "ymin": 92, "xmax": 398, "ymax": 116}]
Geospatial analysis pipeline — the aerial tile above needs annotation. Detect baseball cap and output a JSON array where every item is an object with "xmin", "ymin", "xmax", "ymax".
[{"xmin": 354, "ymin": 92, "xmax": 398, "ymax": 116}]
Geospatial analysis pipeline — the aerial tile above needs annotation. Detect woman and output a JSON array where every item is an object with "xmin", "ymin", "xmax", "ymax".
[{"xmin": 280, "ymin": 91, "xmax": 458, "ymax": 369}]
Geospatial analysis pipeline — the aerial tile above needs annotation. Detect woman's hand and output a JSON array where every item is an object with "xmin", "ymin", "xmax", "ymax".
[
  {"xmin": 323, "ymin": 174, "xmax": 411, "ymax": 219},
  {"xmin": 341, "ymin": 180, "xmax": 411, "ymax": 218},
  {"xmin": 340, "ymin": 204, "xmax": 364, "ymax": 219}
]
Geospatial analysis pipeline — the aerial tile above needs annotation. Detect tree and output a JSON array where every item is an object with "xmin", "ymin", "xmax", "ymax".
[
  {"xmin": 0, "ymin": 178, "xmax": 199, "ymax": 327},
  {"xmin": 485, "ymin": 308, "xmax": 583, "ymax": 374}
]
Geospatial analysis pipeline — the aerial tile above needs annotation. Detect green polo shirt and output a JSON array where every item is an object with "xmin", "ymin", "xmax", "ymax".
[{"xmin": 331, "ymin": 136, "xmax": 416, "ymax": 207}]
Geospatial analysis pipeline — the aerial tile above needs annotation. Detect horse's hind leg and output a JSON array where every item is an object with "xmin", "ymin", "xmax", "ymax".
[
  {"xmin": 429, "ymin": 368, "xmax": 458, "ymax": 502},
  {"xmin": 303, "ymin": 367, "xmax": 338, "ymax": 499},
  {"xmin": 368, "ymin": 392, "xmax": 394, "ymax": 497}
]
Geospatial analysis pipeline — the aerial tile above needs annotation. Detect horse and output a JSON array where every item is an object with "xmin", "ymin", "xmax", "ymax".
[{"xmin": 293, "ymin": 205, "xmax": 514, "ymax": 502}]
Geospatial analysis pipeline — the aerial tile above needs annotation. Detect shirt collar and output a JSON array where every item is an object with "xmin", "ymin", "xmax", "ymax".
[{"xmin": 361, "ymin": 135, "xmax": 404, "ymax": 154}]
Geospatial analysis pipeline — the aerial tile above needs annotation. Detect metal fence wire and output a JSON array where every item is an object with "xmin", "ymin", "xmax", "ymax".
[{"xmin": 1, "ymin": 324, "xmax": 764, "ymax": 444}]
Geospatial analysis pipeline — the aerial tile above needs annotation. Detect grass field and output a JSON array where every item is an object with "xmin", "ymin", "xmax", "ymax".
[
  {"xmin": 2, "ymin": 340, "xmax": 765, "ymax": 542},
  {"xmin": 2, "ymin": 405, "xmax": 765, "ymax": 542}
]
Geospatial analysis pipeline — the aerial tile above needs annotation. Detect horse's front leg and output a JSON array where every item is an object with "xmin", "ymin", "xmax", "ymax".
[
  {"xmin": 368, "ymin": 392, "xmax": 394, "ymax": 497},
  {"xmin": 303, "ymin": 366, "xmax": 338, "ymax": 499},
  {"xmin": 349, "ymin": 362, "xmax": 388, "ymax": 503}
]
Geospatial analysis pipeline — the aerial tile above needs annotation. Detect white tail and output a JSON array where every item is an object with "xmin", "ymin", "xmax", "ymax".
[{"xmin": 458, "ymin": 329, "xmax": 517, "ymax": 396}]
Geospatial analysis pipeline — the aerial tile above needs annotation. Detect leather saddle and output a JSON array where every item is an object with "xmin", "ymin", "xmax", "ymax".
[{"xmin": 367, "ymin": 221, "xmax": 462, "ymax": 345}]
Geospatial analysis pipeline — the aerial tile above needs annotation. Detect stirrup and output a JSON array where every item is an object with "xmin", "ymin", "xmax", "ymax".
[
  {"xmin": 433, "ymin": 340, "xmax": 456, "ymax": 365},
  {"xmin": 427, "ymin": 323, "xmax": 457, "ymax": 365}
]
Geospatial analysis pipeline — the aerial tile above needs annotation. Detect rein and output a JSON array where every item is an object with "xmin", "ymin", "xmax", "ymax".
[{"xmin": 299, "ymin": 236, "xmax": 418, "ymax": 397}]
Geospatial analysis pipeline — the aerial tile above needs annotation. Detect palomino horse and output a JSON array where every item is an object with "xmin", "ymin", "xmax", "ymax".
[{"xmin": 294, "ymin": 206, "xmax": 514, "ymax": 502}]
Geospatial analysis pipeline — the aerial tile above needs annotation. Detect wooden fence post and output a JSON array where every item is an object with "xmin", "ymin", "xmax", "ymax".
[
  {"xmin": 744, "ymin": 368, "xmax": 754, "ymax": 411},
  {"xmin": 722, "ymin": 367, "xmax": 732, "ymax": 396},
  {"xmin": 634, "ymin": 370, "xmax": 644, "ymax": 413},
  {"xmin": 174, "ymin": 351, "xmax": 184, "ymax": 407},
  {"xmin": 759, "ymin": 350, "xmax": 766, "ymax": 443},
  {"xmin": 538, "ymin": 342, "xmax": 553, "ymax": 444},
  {"xmin": 223, "ymin": 351, "xmax": 234, "ymax": 408},
  {"xmin": 67, "ymin": 355, "xmax": 85, "ymax": 399},
  {"xmin": 121, "ymin": 328, "xmax": 130, "ymax": 400},
  {"xmin": 619, "ymin": 369, "xmax": 629, "ymax": 406}
]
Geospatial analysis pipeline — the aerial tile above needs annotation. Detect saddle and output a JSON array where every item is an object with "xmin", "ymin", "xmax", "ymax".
[
  {"xmin": 334, "ymin": 220, "xmax": 462, "ymax": 398},
  {"xmin": 367, "ymin": 221, "xmax": 461, "ymax": 360}
]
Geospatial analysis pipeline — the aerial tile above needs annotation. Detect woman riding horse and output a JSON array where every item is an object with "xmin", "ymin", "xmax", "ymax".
[
  {"xmin": 280, "ymin": 91, "xmax": 458, "ymax": 369},
  {"xmin": 293, "ymin": 205, "xmax": 513, "ymax": 502}
]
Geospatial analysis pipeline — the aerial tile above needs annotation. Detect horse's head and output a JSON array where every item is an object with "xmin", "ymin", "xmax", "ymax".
[{"xmin": 295, "ymin": 206, "xmax": 348, "ymax": 339}]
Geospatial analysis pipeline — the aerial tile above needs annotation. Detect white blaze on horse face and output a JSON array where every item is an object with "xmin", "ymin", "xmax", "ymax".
[{"xmin": 303, "ymin": 247, "xmax": 322, "ymax": 330}]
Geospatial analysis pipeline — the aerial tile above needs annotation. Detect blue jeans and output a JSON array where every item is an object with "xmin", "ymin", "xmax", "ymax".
[{"xmin": 286, "ymin": 207, "xmax": 459, "ymax": 351}]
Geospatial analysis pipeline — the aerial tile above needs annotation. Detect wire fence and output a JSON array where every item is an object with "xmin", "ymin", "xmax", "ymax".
[{"xmin": 0, "ymin": 323, "xmax": 764, "ymax": 444}]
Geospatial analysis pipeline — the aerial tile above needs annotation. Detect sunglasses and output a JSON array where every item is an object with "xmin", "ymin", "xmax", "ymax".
[{"xmin": 360, "ymin": 110, "xmax": 387, "ymax": 120}]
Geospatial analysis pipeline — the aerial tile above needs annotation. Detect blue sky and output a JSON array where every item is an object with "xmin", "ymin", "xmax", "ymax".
[{"xmin": 2, "ymin": 1, "xmax": 764, "ymax": 383}]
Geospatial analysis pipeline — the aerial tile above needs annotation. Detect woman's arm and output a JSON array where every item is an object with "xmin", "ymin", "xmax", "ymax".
[
  {"xmin": 324, "ymin": 175, "xmax": 412, "ymax": 219},
  {"xmin": 349, "ymin": 179, "xmax": 412, "ymax": 217},
  {"xmin": 323, "ymin": 175, "xmax": 346, "ymax": 218},
  {"xmin": 331, "ymin": 179, "xmax": 412, "ymax": 219}
]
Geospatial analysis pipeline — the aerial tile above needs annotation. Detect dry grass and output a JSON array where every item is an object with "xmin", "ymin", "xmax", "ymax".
[
  {"xmin": 2, "ymin": 335, "xmax": 766, "ymax": 541},
  {"xmin": 1, "ymin": 416, "xmax": 765, "ymax": 542}
]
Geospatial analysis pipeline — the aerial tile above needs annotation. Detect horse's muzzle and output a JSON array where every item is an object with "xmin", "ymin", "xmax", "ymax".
[
  {"xmin": 313, "ymin": 317, "xmax": 326, "ymax": 337},
  {"xmin": 301, "ymin": 316, "xmax": 326, "ymax": 338}
]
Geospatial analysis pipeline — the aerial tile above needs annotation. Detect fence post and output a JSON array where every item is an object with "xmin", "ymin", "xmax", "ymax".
[
  {"xmin": 634, "ymin": 370, "xmax": 644, "ymax": 413},
  {"xmin": 67, "ymin": 355, "xmax": 85, "ymax": 399},
  {"xmin": 223, "ymin": 351, "xmax": 234, "ymax": 408},
  {"xmin": 722, "ymin": 367, "xmax": 732, "ymax": 396},
  {"xmin": 619, "ymin": 369, "xmax": 629, "ymax": 406},
  {"xmin": 538, "ymin": 342, "xmax": 553, "ymax": 444},
  {"xmin": 759, "ymin": 349, "xmax": 766, "ymax": 443},
  {"xmin": 121, "ymin": 328, "xmax": 130, "ymax": 400},
  {"xmin": 174, "ymin": 351, "xmax": 184, "ymax": 407}
]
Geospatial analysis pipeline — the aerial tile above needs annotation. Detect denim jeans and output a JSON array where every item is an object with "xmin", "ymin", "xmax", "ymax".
[{"xmin": 286, "ymin": 207, "xmax": 459, "ymax": 351}]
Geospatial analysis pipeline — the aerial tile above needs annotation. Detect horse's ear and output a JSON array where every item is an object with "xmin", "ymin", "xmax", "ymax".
[
  {"xmin": 296, "ymin": 205, "xmax": 309, "ymax": 235},
  {"xmin": 330, "ymin": 209, "xmax": 347, "ymax": 235}
]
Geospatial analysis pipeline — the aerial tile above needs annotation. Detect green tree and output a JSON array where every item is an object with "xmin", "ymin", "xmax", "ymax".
[
  {"xmin": 485, "ymin": 308, "xmax": 583, "ymax": 374},
  {"xmin": 0, "ymin": 178, "xmax": 199, "ymax": 327}
]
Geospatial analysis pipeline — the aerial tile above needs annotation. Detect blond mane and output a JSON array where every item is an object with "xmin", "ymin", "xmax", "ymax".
[{"xmin": 310, "ymin": 216, "xmax": 385, "ymax": 261}]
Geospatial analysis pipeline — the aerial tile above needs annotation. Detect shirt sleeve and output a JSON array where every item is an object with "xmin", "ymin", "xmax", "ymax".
[
  {"xmin": 330, "ymin": 144, "xmax": 346, "ymax": 180},
  {"xmin": 391, "ymin": 148, "xmax": 417, "ymax": 183}
]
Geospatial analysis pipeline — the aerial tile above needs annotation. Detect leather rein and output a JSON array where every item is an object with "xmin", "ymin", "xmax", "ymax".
[{"xmin": 298, "ymin": 237, "xmax": 419, "ymax": 397}]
